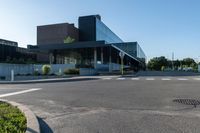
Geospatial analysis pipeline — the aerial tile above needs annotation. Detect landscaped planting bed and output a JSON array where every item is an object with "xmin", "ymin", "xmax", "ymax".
[{"xmin": 0, "ymin": 101, "xmax": 26, "ymax": 133}]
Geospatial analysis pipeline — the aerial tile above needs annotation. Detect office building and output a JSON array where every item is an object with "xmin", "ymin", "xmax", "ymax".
[{"xmin": 30, "ymin": 15, "xmax": 146, "ymax": 71}]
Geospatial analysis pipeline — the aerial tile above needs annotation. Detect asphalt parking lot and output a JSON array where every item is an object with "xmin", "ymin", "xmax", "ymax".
[{"xmin": 1, "ymin": 75, "xmax": 200, "ymax": 133}]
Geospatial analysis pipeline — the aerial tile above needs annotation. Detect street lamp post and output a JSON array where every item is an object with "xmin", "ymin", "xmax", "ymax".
[{"xmin": 172, "ymin": 52, "xmax": 174, "ymax": 71}]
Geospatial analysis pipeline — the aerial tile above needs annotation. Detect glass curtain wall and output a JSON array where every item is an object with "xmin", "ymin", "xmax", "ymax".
[{"xmin": 96, "ymin": 18, "xmax": 123, "ymax": 43}]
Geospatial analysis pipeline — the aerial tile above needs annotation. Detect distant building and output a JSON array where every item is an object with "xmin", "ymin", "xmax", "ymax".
[
  {"xmin": 31, "ymin": 15, "xmax": 146, "ymax": 71},
  {"xmin": 0, "ymin": 39, "xmax": 36, "ymax": 63}
]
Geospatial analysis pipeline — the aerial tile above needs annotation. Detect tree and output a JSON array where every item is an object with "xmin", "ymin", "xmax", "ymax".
[
  {"xmin": 173, "ymin": 60, "xmax": 181, "ymax": 70},
  {"xmin": 147, "ymin": 56, "xmax": 168, "ymax": 71},
  {"xmin": 18, "ymin": 58, "xmax": 25, "ymax": 64},
  {"xmin": 148, "ymin": 56, "xmax": 198, "ymax": 72},
  {"xmin": 63, "ymin": 36, "xmax": 75, "ymax": 44},
  {"xmin": 190, "ymin": 62, "xmax": 198, "ymax": 71},
  {"xmin": 5, "ymin": 56, "xmax": 11, "ymax": 63},
  {"xmin": 11, "ymin": 58, "xmax": 18, "ymax": 64},
  {"xmin": 182, "ymin": 58, "xmax": 196, "ymax": 67}
]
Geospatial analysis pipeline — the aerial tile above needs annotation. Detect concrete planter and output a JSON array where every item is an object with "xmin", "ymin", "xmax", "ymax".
[{"xmin": 0, "ymin": 99, "xmax": 40, "ymax": 133}]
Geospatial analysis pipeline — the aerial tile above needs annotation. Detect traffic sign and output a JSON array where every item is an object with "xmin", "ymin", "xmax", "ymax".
[{"xmin": 119, "ymin": 51, "xmax": 125, "ymax": 59}]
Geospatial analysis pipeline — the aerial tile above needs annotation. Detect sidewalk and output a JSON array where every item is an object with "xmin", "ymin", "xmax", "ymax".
[{"xmin": 0, "ymin": 75, "xmax": 120, "ymax": 84}]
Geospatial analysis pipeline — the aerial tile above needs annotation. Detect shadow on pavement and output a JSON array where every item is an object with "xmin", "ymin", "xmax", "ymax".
[
  {"xmin": 37, "ymin": 117, "xmax": 53, "ymax": 133},
  {"xmin": 174, "ymin": 107, "xmax": 195, "ymax": 111}
]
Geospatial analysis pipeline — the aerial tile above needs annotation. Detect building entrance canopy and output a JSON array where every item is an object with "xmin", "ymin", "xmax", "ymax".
[{"xmin": 32, "ymin": 40, "xmax": 143, "ymax": 64}]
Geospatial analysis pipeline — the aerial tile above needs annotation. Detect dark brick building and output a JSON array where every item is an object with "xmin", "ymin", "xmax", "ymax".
[{"xmin": 37, "ymin": 23, "xmax": 79, "ymax": 45}]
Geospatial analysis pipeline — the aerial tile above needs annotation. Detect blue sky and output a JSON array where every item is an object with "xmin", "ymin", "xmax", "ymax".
[{"xmin": 0, "ymin": 0, "xmax": 200, "ymax": 61}]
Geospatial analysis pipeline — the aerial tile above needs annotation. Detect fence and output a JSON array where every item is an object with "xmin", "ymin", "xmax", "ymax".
[{"xmin": 0, "ymin": 63, "xmax": 75, "ymax": 80}]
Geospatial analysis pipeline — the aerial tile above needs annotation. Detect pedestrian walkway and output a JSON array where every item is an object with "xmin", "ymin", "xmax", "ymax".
[{"xmin": 101, "ymin": 77, "xmax": 200, "ymax": 81}]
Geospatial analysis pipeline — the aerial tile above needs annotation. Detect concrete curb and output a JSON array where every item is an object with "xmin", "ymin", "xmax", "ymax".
[
  {"xmin": 0, "ymin": 77, "xmax": 100, "ymax": 84},
  {"xmin": 0, "ymin": 99, "xmax": 40, "ymax": 133}
]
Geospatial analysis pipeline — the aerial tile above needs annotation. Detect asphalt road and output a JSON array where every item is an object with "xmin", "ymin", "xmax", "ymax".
[{"xmin": 1, "ymin": 76, "xmax": 200, "ymax": 133}]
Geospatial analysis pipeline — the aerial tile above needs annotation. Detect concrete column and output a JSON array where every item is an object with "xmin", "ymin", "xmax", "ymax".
[
  {"xmin": 94, "ymin": 48, "xmax": 97, "ymax": 69},
  {"xmin": 101, "ymin": 47, "xmax": 104, "ymax": 64},
  {"xmin": 57, "ymin": 55, "xmax": 60, "ymax": 64},
  {"xmin": 53, "ymin": 51, "xmax": 57, "ymax": 64},
  {"xmin": 49, "ymin": 53, "xmax": 54, "ymax": 64}
]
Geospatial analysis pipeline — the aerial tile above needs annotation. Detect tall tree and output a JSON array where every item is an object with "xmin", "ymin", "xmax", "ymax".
[
  {"xmin": 147, "ymin": 56, "xmax": 168, "ymax": 70},
  {"xmin": 182, "ymin": 58, "xmax": 196, "ymax": 67}
]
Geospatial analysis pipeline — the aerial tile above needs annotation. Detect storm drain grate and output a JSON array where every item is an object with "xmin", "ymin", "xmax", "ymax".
[{"xmin": 173, "ymin": 99, "xmax": 200, "ymax": 108}]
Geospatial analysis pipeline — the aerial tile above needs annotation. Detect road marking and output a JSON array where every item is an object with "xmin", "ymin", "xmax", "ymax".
[
  {"xmin": 146, "ymin": 78, "xmax": 155, "ymax": 80},
  {"xmin": 102, "ymin": 77, "xmax": 112, "ymax": 80},
  {"xmin": 131, "ymin": 78, "xmax": 140, "ymax": 80},
  {"xmin": 161, "ymin": 78, "xmax": 171, "ymax": 81},
  {"xmin": 193, "ymin": 78, "xmax": 200, "ymax": 80},
  {"xmin": 177, "ymin": 78, "xmax": 188, "ymax": 81},
  {"xmin": 0, "ymin": 88, "xmax": 42, "ymax": 98},
  {"xmin": 117, "ymin": 78, "xmax": 125, "ymax": 80},
  {"xmin": 101, "ymin": 77, "xmax": 200, "ymax": 81}
]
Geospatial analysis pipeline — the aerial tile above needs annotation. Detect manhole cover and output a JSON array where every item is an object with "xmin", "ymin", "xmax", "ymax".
[{"xmin": 173, "ymin": 99, "xmax": 200, "ymax": 108}]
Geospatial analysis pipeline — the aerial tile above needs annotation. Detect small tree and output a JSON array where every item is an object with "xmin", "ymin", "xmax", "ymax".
[
  {"xmin": 18, "ymin": 58, "xmax": 25, "ymax": 64},
  {"xmin": 42, "ymin": 65, "xmax": 51, "ymax": 75},
  {"xmin": 161, "ymin": 66, "xmax": 165, "ymax": 71},
  {"xmin": 64, "ymin": 68, "xmax": 79, "ymax": 75},
  {"xmin": 6, "ymin": 56, "xmax": 11, "ymax": 63},
  {"xmin": 63, "ymin": 36, "xmax": 75, "ymax": 43},
  {"xmin": 191, "ymin": 63, "xmax": 198, "ymax": 72}
]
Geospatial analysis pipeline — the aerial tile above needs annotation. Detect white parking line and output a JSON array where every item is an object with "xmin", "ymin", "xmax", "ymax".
[
  {"xmin": 161, "ymin": 78, "xmax": 171, "ymax": 81},
  {"xmin": 0, "ymin": 88, "xmax": 42, "ymax": 98},
  {"xmin": 117, "ymin": 78, "xmax": 126, "ymax": 80},
  {"xmin": 193, "ymin": 78, "xmax": 200, "ymax": 80},
  {"xmin": 146, "ymin": 78, "xmax": 155, "ymax": 80},
  {"xmin": 131, "ymin": 78, "xmax": 140, "ymax": 80},
  {"xmin": 101, "ymin": 77, "xmax": 200, "ymax": 81},
  {"xmin": 177, "ymin": 78, "xmax": 188, "ymax": 81}
]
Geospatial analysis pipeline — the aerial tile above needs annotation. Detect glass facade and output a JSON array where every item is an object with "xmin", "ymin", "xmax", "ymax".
[
  {"xmin": 96, "ymin": 18, "xmax": 123, "ymax": 43},
  {"xmin": 0, "ymin": 39, "xmax": 18, "ymax": 47},
  {"xmin": 79, "ymin": 15, "xmax": 123, "ymax": 43},
  {"xmin": 0, "ymin": 44, "xmax": 16, "ymax": 62},
  {"xmin": 113, "ymin": 42, "xmax": 146, "ymax": 63},
  {"xmin": 0, "ymin": 40, "xmax": 36, "ymax": 63},
  {"xmin": 137, "ymin": 44, "xmax": 146, "ymax": 62},
  {"xmin": 94, "ymin": 16, "xmax": 146, "ymax": 64},
  {"xmin": 51, "ymin": 48, "xmax": 97, "ymax": 67}
]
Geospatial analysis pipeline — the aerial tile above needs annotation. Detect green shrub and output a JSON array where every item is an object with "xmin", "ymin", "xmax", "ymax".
[
  {"xmin": 42, "ymin": 65, "xmax": 51, "ymax": 75},
  {"xmin": 64, "ymin": 68, "xmax": 79, "ymax": 75},
  {"xmin": 33, "ymin": 69, "xmax": 42, "ymax": 76},
  {"xmin": 33, "ymin": 70, "xmax": 39, "ymax": 76},
  {"xmin": 0, "ymin": 101, "xmax": 26, "ymax": 132}
]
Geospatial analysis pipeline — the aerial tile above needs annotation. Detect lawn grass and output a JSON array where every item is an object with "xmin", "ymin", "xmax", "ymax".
[{"xmin": 0, "ymin": 101, "xmax": 26, "ymax": 133}]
